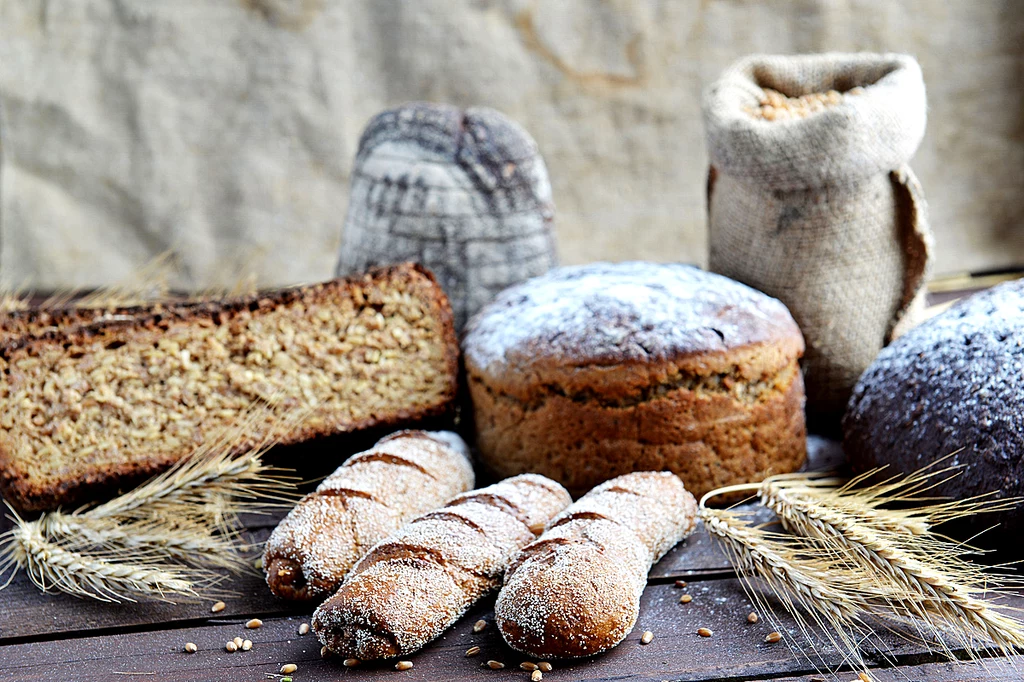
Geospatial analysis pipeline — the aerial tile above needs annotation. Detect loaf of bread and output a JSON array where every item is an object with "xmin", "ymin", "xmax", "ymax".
[
  {"xmin": 464, "ymin": 262, "xmax": 807, "ymax": 499},
  {"xmin": 312, "ymin": 474, "xmax": 572, "ymax": 660},
  {"xmin": 0, "ymin": 263, "xmax": 459, "ymax": 512},
  {"xmin": 495, "ymin": 472, "xmax": 698, "ymax": 658},
  {"xmin": 263, "ymin": 430, "xmax": 474, "ymax": 601}
]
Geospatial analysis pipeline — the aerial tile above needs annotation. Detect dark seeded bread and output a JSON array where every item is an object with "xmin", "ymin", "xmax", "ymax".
[
  {"xmin": 463, "ymin": 262, "xmax": 807, "ymax": 499},
  {"xmin": 844, "ymin": 279, "xmax": 1024, "ymax": 538},
  {"xmin": 0, "ymin": 263, "xmax": 459, "ymax": 512}
]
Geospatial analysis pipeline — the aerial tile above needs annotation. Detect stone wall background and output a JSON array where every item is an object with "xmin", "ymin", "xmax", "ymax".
[{"xmin": 0, "ymin": 0, "xmax": 1021, "ymax": 291}]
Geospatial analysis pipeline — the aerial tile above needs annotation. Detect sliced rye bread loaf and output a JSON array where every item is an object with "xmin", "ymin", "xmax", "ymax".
[{"xmin": 0, "ymin": 263, "xmax": 459, "ymax": 512}]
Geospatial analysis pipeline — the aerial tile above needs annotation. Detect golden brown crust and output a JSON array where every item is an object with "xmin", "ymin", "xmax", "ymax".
[
  {"xmin": 263, "ymin": 430, "xmax": 475, "ymax": 602},
  {"xmin": 312, "ymin": 474, "xmax": 571, "ymax": 660},
  {"xmin": 0, "ymin": 263, "xmax": 460, "ymax": 512},
  {"xmin": 495, "ymin": 472, "xmax": 698, "ymax": 658},
  {"xmin": 469, "ymin": 356, "xmax": 806, "ymax": 499},
  {"xmin": 463, "ymin": 262, "xmax": 807, "ymax": 500}
]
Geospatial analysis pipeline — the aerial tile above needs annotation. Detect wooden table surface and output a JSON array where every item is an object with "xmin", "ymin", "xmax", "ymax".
[{"xmin": 1, "ymin": 436, "xmax": 1021, "ymax": 681}]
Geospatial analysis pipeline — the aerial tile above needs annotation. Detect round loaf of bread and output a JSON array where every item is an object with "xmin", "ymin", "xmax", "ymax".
[
  {"xmin": 463, "ymin": 262, "xmax": 807, "ymax": 498},
  {"xmin": 844, "ymin": 280, "xmax": 1024, "ymax": 537}
]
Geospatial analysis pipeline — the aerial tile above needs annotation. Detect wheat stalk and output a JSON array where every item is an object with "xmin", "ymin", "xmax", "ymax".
[
  {"xmin": 0, "ymin": 514, "xmax": 204, "ymax": 603},
  {"xmin": 0, "ymin": 402, "xmax": 299, "ymax": 602},
  {"xmin": 760, "ymin": 476, "xmax": 1024, "ymax": 656}
]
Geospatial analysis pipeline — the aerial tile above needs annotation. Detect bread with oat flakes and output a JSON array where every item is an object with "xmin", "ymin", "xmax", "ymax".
[{"xmin": 0, "ymin": 263, "xmax": 459, "ymax": 512}]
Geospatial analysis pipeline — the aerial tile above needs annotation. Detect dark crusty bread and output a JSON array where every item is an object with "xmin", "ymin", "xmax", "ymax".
[
  {"xmin": 263, "ymin": 430, "xmax": 474, "ymax": 602},
  {"xmin": 463, "ymin": 262, "xmax": 807, "ymax": 499},
  {"xmin": 0, "ymin": 263, "xmax": 459, "ymax": 512},
  {"xmin": 312, "ymin": 474, "xmax": 571, "ymax": 660},
  {"xmin": 495, "ymin": 472, "xmax": 697, "ymax": 658},
  {"xmin": 844, "ymin": 279, "xmax": 1024, "ymax": 538}
]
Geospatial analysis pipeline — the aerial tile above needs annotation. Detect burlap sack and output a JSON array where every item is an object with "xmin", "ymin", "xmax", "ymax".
[{"xmin": 703, "ymin": 53, "xmax": 933, "ymax": 429}]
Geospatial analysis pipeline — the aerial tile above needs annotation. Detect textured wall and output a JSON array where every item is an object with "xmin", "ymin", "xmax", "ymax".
[{"xmin": 0, "ymin": 0, "xmax": 1021, "ymax": 290}]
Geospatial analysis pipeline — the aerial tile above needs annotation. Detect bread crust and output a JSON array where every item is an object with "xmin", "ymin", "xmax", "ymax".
[
  {"xmin": 0, "ymin": 263, "xmax": 460, "ymax": 512},
  {"xmin": 312, "ymin": 474, "xmax": 571, "ymax": 660},
  {"xmin": 263, "ymin": 430, "xmax": 474, "ymax": 602},
  {"xmin": 495, "ymin": 472, "xmax": 698, "ymax": 658},
  {"xmin": 463, "ymin": 262, "xmax": 807, "ymax": 499}
]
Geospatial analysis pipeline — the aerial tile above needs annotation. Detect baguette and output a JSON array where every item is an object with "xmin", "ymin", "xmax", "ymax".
[
  {"xmin": 0, "ymin": 263, "xmax": 459, "ymax": 512},
  {"xmin": 312, "ymin": 473, "xmax": 572, "ymax": 660},
  {"xmin": 495, "ymin": 472, "xmax": 698, "ymax": 658},
  {"xmin": 263, "ymin": 430, "xmax": 474, "ymax": 602}
]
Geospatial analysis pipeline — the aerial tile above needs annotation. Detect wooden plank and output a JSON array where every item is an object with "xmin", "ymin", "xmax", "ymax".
[
  {"xmin": 751, "ymin": 656, "xmax": 1024, "ymax": 681},
  {"xmin": 0, "ymin": 579, "xmax": 957, "ymax": 682}
]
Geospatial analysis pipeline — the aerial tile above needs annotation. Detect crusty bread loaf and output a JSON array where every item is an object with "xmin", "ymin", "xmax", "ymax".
[
  {"xmin": 0, "ymin": 263, "xmax": 459, "ymax": 512},
  {"xmin": 495, "ymin": 472, "xmax": 698, "ymax": 658},
  {"xmin": 312, "ymin": 474, "xmax": 571, "ymax": 660},
  {"xmin": 263, "ymin": 430, "xmax": 474, "ymax": 602},
  {"xmin": 463, "ymin": 262, "xmax": 807, "ymax": 499}
]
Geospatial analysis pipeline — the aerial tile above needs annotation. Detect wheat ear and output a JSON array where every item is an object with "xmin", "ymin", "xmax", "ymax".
[
  {"xmin": 760, "ymin": 476, "xmax": 1024, "ymax": 655},
  {"xmin": 0, "ymin": 401, "xmax": 300, "ymax": 602},
  {"xmin": 0, "ymin": 512, "xmax": 203, "ymax": 603},
  {"xmin": 698, "ymin": 505, "xmax": 883, "ymax": 670}
]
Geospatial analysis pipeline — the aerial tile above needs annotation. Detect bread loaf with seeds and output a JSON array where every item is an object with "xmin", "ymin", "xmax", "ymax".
[
  {"xmin": 263, "ymin": 430, "xmax": 474, "ymax": 602},
  {"xmin": 312, "ymin": 473, "xmax": 572, "ymax": 660},
  {"xmin": 0, "ymin": 263, "xmax": 460, "ymax": 512},
  {"xmin": 495, "ymin": 472, "xmax": 698, "ymax": 658}
]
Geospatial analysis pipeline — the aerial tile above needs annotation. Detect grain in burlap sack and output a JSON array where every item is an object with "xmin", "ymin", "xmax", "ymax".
[{"xmin": 703, "ymin": 53, "xmax": 932, "ymax": 430}]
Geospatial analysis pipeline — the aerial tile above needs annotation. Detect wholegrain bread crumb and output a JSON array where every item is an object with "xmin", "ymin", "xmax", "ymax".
[{"xmin": 0, "ymin": 264, "xmax": 459, "ymax": 513}]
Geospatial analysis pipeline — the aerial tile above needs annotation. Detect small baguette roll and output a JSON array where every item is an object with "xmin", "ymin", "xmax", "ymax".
[
  {"xmin": 312, "ymin": 473, "xmax": 571, "ymax": 659},
  {"xmin": 495, "ymin": 472, "xmax": 698, "ymax": 658},
  {"xmin": 262, "ymin": 430, "xmax": 474, "ymax": 601}
]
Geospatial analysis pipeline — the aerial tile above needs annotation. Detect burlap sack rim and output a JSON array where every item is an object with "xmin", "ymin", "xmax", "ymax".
[{"xmin": 702, "ymin": 52, "xmax": 927, "ymax": 189}]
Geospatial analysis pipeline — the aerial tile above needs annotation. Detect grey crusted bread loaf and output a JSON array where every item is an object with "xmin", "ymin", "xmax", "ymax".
[
  {"xmin": 263, "ymin": 430, "xmax": 474, "ymax": 602},
  {"xmin": 495, "ymin": 472, "xmax": 698, "ymax": 658},
  {"xmin": 463, "ymin": 262, "xmax": 807, "ymax": 499},
  {"xmin": 0, "ymin": 263, "xmax": 459, "ymax": 512},
  {"xmin": 336, "ymin": 101, "xmax": 557, "ymax": 330},
  {"xmin": 844, "ymin": 279, "xmax": 1024, "ymax": 537},
  {"xmin": 312, "ymin": 474, "xmax": 571, "ymax": 660}
]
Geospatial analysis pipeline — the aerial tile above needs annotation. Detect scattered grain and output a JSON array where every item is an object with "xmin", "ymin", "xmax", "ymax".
[
  {"xmin": 225, "ymin": 641, "xmax": 238, "ymax": 653},
  {"xmin": 281, "ymin": 664, "xmax": 297, "ymax": 674},
  {"xmin": 473, "ymin": 619, "xmax": 488, "ymax": 633},
  {"xmin": 679, "ymin": 594, "xmax": 693, "ymax": 604},
  {"xmin": 486, "ymin": 660, "xmax": 505, "ymax": 670},
  {"xmin": 298, "ymin": 622, "xmax": 310, "ymax": 635},
  {"xmin": 532, "ymin": 671, "xmax": 543, "ymax": 682},
  {"xmin": 282, "ymin": 678, "xmax": 292, "ymax": 682},
  {"xmin": 183, "ymin": 642, "xmax": 197, "ymax": 654},
  {"xmin": 395, "ymin": 661, "xmax": 414, "ymax": 671},
  {"xmin": 254, "ymin": 557, "xmax": 263, "ymax": 570},
  {"xmin": 765, "ymin": 631, "xmax": 783, "ymax": 643},
  {"xmin": 674, "ymin": 580, "xmax": 687, "ymax": 588},
  {"xmin": 344, "ymin": 658, "xmax": 361, "ymax": 668},
  {"xmin": 465, "ymin": 646, "xmax": 481, "ymax": 657},
  {"xmin": 640, "ymin": 630, "xmax": 654, "ymax": 644},
  {"xmin": 210, "ymin": 601, "xmax": 226, "ymax": 613},
  {"xmin": 232, "ymin": 637, "xmax": 243, "ymax": 648},
  {"xmin": 520, "ymin": 662, "xmax": 538, "ymax": 671},
  {"xmin": 538, "ymin": 662, "xmax": 553, "ymax": 672},
  {"xmin": 241, "ymin": 639, "xmax": 252, "ymax": 651},
  {"xmin": 697, "ymin": 627, "xmax": 713, "ymax": 638},
  {"xmin": 245, "ymin": 618, "xmax": 263, "ymax": 629},
  {"xmin": 858, "ymin": 674, "xmax": 872, "ymax": 682},
  {"xmin": 747, "ymin": 612, "xmax": 759, "ymax": 624}
]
